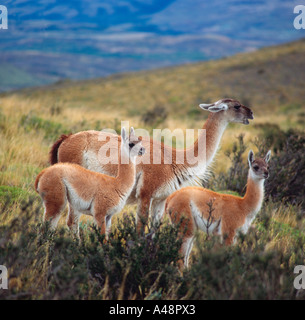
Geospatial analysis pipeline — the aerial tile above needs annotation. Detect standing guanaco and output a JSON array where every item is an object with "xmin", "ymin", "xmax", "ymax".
[
  {"xmin": 165, "ymin": 149, "xmax": 271, "ymax": 268},
  {"xmin": 35, "ymin": 127, "xmax": 145, "ymax": 237},
  {"xmin": 48, "ymin": 98, "xmax": 254, "ymax": 234}
]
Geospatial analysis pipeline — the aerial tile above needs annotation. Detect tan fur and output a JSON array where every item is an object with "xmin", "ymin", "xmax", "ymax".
[
  {"xmin": 35, "ymin": 128, "xmax": 145, "ymax": 237},
  {"xmin": 165, "ymin": 150, "xmax": 271, "ymax": 269},
  {"xmin": 51, "ymin": 98, "xmax": 254, "ymax": 234},
  {"xmin": 49, "ymin": 133, "xmax": 72, "ymax": 165}
]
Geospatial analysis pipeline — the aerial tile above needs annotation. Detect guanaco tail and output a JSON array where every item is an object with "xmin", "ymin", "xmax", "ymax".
[
  {"xmin": 165, "ymin": 149, "xmax": 271, "ymax": 269},
  {"xmin": 35, "ymin": 127, "xmax": 145, "ymax": 237},
  {"xmin": 48, "ymin": 98, "xmax": 254, "ymax": 234}
]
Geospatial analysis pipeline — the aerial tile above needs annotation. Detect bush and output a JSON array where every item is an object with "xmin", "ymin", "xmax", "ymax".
[
  {"xmin": 20, "ymin": 113, "xmax": 69, "ymax": 142},
  {"xmin": 0, "ymin": 186, "xmax": 30, "ymax": 205},
  {"xmin": 263, "ymin": 130, "xmax": 305, "ymax": 209},
  {"xmin": 206, "ymin": 134, "xmax": 248, "ymax": 195},
  {"xmin": 182, "ymin": 239, "xmax": 298, "ymax": 299},
  {"xmin": 251, "ymin": 128, "xmax": 305, "ymax": 209},
  {"xmin": 253, "ymin": 123, "xmax": 287, "ymax": 153},
  {"xmin": 207, "ymin": 129, "xmax": 305, "ymax": 209},
  {"xmin": 141, "ymin": 105, "xmax": 168, "ymax": 127},
  {"xmin": 0, "ymin": 198, "xmax": 182, "ymax": 300},
  {"xmin": 1, "ymin": 194, "xmax": 305, "ymax": 299},
  {"xmin": 180, "ymin": 201, "xmax": 305, "ymax": 300}
]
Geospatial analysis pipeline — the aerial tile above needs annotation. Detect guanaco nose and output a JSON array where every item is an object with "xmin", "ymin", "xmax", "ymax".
[
  {"xmin": 263, "ymin": 169, "xmax": 269, "ymax": 178},
  {"xmin": 247, "ymin": 108, "xmax": 254, "ymax": 119}
]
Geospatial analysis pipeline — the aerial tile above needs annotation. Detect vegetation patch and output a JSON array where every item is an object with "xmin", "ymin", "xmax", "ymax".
[
  {"xmin": 20, "ymin": 113, "xmax": 69, "ymax": 142},
  {"xmin": 0, "ymin": 185, "xmax": 30, "ymax": 205}
]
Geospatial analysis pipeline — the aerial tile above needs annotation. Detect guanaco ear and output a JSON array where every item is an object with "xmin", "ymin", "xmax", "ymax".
[
  {"xmin": 264, "ymin": 150, "xmax": 271, "ymax": 163},
  {"xmin": 199, "ymin": 100, "xmax": 228, "ymax": 112},
  {"xmin": 121, "ymin": 127, "xmax": 127, "ymax": 142},
  {"xmin": 130, "ymin": 127, "xmax": 136, "ymax": 139},
  {"xmin": 199, "ymin": 103, "xmax": 215, "ymax": 111},
  {"xmin": 248, "ymin": 150, "xmax": 254, "ymax": 166}
]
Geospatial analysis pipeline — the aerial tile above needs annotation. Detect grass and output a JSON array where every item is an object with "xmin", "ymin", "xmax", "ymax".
[
  {"xmin": 0, "ymin": 186, "xmax": 31, "ymax": 205},
  {"xmin": 0, "ymin": 39, "xmax": 304, "ymax": 300}
]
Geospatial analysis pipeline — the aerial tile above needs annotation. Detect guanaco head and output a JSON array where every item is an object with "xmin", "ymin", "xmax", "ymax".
[
  {"xmin": 121, "ymin": 127, "xmax": 145, "ymax": 161},
  {"xmin": 248, "ymin": 150, "xmax": 271, "ymax": 180},
  {"xmin": 199, "ymin": 98, "xmax": 254, "ymax": 125}
]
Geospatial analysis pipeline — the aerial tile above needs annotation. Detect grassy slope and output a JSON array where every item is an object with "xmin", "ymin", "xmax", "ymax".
[
  {"xmin": 0, "ymin": 39, "xmax": 304, "ymax": 299},
  {"xmin": 1, "ymin": 39, "xmax": 304, "ymax": 181},
  {"xmin": 8, "ymin": 38, "xmax": 305, "ymax": 119}
]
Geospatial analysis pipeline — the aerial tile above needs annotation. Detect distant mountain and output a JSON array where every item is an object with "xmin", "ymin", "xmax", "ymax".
[{"xmin": 0, "ymin": 0, "xmax": 304, "ymax": 91}]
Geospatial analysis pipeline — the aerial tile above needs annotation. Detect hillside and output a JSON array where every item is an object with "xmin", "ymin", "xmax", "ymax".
[
  {"xmin": 1, "ymin": 39, "xmax": 304, "ymax": 184},
  {"xmin": 4, "ymin": 38, "xmax": 305, "ymax": 122},
  {"xmin": 1, "ymin": 0, "xmax": 303, "ymax": 91}
]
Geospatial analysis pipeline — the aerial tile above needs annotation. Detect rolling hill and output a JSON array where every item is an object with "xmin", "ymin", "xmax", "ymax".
[
  {"xmin": 1, "ymin": 0, "xmax": 304, "ymax": 91},
  {"xmin": 3, "ymin": 38, "xmax": 305, "ymax": 121}
]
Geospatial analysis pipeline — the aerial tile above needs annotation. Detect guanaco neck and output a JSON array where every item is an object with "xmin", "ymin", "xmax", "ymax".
[
  {"xmin": 115, "ymin": 147, "xmax": 137, "ymax": 194},
  {"xmin": 241, "ymin": 171, "xmax": 265, "ymax": 218},
  {"xmin": 180, "ymin": 112, "xmax": 228, "ymax": 168}
]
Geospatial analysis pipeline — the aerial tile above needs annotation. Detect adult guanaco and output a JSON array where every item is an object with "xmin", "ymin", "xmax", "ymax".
[
  {"xmin": 49, "ymin": 98, "xmax": 254, "ymax": 234},
  {"xmin": 165, "ymin": 149, "xmax": 271, "ymax": 268},
  {"xmin": 35, "ymin": 127, "xmax": 145, "ymax": 237}
]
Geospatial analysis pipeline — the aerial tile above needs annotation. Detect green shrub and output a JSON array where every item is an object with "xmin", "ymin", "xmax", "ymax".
[
  {"xmin": 264, "ymin": 130, "xmax": 305, "ymax": 209},
  {"xmin": 207, "ymin": 129, "xmax": 305, "ymax": 209},
  {"xmin": 180, "ymin": 203, "xmax": 304, "ymax": 300},
  {"xmin": 1, "ymin": 194, "xmax": 304, "ymax": 300},
  {"xmin": 253, "ymin": 123, "xmax": 287, "ymax": 153},
  {"xmin": 251, "ymin": 128, "xmax": 305, "ymax": 209},
  {"xmin": 0, "ymin": 198, "xmax": 182, "ymax": 300},
  {"xmin": 141, "ymin": 105, "xmax": 168, "ymax": 127},
  {"xmin": 20, "ymin": 113, "xmax": 69, "ymax": 141},
  {"xmin": 206, "ymin": 134, "xmax": 248, "ymax": 195},
  {"xmin": 0, "ymin": 185, "xmax": 30, "ymax": 204}
]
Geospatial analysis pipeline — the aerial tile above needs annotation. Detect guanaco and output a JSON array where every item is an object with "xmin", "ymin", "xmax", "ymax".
[
  {"xmin": 49, "ymin": 98, "xmax": 254, "ymax": 234},
  {"xmin": 165, "ymin": 149, "xmax": 271, "ymax": 268},
  {"xmin": 35, "ymin": 127, "xmax": 145, "ymax": 237}
]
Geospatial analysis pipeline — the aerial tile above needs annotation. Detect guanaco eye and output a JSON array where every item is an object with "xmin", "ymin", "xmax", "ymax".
[
  {"xmin": 129, "ymin": 143, "xmax": 135, "ymax": 148},
  {"xmin": 253, "ymin": 165, "xmax": 259, "ymax": 171},
  {"xmin": 234, "ymin": 105, "xmax": 240, "ymax": 110}
]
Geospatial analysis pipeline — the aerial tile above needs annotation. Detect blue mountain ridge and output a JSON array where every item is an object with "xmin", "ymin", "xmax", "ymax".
[{"xmin": 0, "ymin": 0, "xmax": 304, "ymax": 91}]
